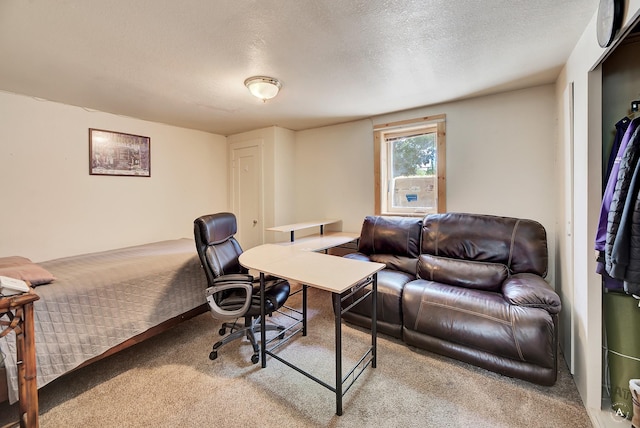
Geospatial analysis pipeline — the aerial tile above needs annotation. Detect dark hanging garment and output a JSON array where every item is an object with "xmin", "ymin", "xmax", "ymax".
[
  {"xmin": 596, "ymin": 117, "xmax": 640, "ymax": 290},
  {"xmin": 597, "ymin": 117, "xmax": 640, "ymax": 253},
  {"xmin": 606, "ymin": 117, "xmax": 631, "ymax": 184},
  {"xmin": 606, "ymin": 125, "xmax": 640, "ymax": 285}
]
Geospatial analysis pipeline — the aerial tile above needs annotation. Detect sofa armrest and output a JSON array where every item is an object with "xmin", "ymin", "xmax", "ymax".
[{"xmin": 502, "ymin": 273, "xmax": 561, "ymax": 314}]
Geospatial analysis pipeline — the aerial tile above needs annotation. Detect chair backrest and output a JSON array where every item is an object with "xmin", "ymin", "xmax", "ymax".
[{"xmin": 194, "ymin": 213, "xmax": 247, "ymax": 285}]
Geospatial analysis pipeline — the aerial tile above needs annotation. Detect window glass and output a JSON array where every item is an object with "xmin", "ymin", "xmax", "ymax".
[
  {"xmin": 388, "ymin": 132, "xmax": 436, "ymax": 212},
  {"xmin": 374, "ymin": 116, "xmax": 446, "ymax": 216}
]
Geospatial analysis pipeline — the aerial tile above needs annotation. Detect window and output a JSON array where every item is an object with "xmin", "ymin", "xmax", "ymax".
[{"xmin": 374, "ymin": 115, "xmax": 446, "ymax": 216}]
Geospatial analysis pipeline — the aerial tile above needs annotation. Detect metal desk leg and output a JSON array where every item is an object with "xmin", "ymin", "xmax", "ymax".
[
  {"xmin": 372, "ymin": 273, "xmax": 377, "ymax": 368},
  {"xmin": 260, "ymin": 272, "xmax": 267, "ymax": 368},
  {"xmin": 256, "ymin": 271, "xmax": 377, "ymax": 417},
  {"xmin": 332, "ymin": 292, "xmax": 343, "ymax": 416},
  {"xmin": 302, "ymin": 284, "xmax": 308, "ymax": 336}
]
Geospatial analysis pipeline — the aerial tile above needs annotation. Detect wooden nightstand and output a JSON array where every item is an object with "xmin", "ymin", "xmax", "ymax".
[{"xmin": 1, "ymin": 290, "xmax": 39, "ymax": 428}]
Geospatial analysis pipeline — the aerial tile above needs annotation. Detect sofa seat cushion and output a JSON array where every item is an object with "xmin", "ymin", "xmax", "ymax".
[
  {"xmin": 341, "ymin": 268, "xmax": 414, "ymax": 338},
  {"xmin": 402, "ymin": 280, "xmax": 556, "ymax": 369}
]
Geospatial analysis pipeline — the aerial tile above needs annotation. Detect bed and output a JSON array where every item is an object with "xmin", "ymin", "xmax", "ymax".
[{"xmin": 0, "ymin": 238, "xmax": 207, "ymax": 404}]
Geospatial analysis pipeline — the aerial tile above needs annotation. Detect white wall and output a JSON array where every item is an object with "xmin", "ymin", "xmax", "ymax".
[
  {"xmin": 294, "ymin": 119, "xmax": 375, "ymax": 235},
  {"xmin": 273, "ymin": 126, "xmax": 296, "ymax": 230},
  {"xmin": 294, "ymin": 85, "xmax": 558, "ymax": 285},
  {"xmin": 0, "ymin": 91, "xmax": 228, "ymax": 261}
]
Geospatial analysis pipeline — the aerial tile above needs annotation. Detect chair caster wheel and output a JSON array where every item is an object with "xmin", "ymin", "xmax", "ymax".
[
  {"xmin": 278, "ymin": 332, "xmax": 285, "ymax": 340},
  {"xmin": 219, "ymin": 328, "xmax": 226, "ymax": 335},
  {"xmin": 209, "ymin": 351, "xmax": 218, "ymax": 360},
  {"xmin": 251, "ymin": 354, "xmax": 259, "ymax": 364}
]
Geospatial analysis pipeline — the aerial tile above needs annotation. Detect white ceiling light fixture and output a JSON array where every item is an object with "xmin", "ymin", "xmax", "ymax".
[{"xmin": 244, "ymin": 76, "xmax": 282, "ymax": 102}]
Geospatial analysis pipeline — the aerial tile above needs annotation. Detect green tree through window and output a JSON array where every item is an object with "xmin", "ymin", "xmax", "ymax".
[{"xmin": 391, "ymin": 134, "xmax": 436, "ymax": 177}]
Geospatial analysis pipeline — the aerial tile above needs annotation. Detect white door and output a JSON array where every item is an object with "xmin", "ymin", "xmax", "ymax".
[{"xmin": 230, "ymin": 141, "xmax": 263, "ymax": 249}]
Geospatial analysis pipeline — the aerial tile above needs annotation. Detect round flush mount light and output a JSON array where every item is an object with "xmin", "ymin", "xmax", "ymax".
[{"xmin": 244, "ymin": 76, "xmax": 282, "ymax": 102}]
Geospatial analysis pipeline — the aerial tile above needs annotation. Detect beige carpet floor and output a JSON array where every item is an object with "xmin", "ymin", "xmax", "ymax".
[{"xmin": 0, "ymin": 287, "xmax": 592, "ymax": 427}]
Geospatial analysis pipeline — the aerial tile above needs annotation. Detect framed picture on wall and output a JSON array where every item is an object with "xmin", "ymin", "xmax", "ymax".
[{"xmin": 89, "ymin": 128, "xmax": 151, "ymax": 177}]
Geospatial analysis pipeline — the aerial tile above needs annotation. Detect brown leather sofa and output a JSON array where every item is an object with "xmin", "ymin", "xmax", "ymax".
[{"xmin": 342, "ymin": 212, "xmax": 561, "ymax": 386}]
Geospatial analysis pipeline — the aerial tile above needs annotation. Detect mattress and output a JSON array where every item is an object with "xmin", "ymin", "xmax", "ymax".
[{"xmin": 0, "ymin": 238, "xmax": 206, "ymax": 403}]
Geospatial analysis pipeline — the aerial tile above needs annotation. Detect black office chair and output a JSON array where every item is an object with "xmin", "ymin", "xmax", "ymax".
[{"xmin": 194, "ymin": 212, "xmax": 290, "ymax": 364}]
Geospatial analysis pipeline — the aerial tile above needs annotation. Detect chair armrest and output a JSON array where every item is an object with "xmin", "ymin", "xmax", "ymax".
[
  {"xmin": 213, "ymin": 273, "xmax": 254, "ymax": 284},
  {"xmin": 502, "ymin": 273, "xmax": 561, "ymax": 315},
  {"xmin": 206, "ymin": 277, "xmax": 253, "ymax": 319}
]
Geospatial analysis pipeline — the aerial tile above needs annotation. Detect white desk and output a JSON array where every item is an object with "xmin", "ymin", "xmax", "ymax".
[
  {"xmin": 240, "ymin": 244, "xmax": 382, "ymax": 293},
  {"xmin": 266, "ymin": 219, "xmax": 358, "ymax": 246},
  {"xmin": 275, "ymin": 232, "xmax": 360, "ymax": 253},
  {"xmin": 239, "ymin": 244, "xmax": 384, "ymax": 416},
  {"xmin": 266, "ymin": 218, "xmax": 340, "ymax": 236}
]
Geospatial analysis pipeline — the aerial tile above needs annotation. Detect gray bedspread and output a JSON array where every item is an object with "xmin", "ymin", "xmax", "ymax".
[{"xmin": 0, "ymin": 239, "xmax": 206, "ymax": 403}]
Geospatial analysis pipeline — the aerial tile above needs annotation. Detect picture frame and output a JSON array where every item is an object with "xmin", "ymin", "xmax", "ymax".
[{"xmin": 89, "ymin": 128, "xmax": 151, "ymax": 177}]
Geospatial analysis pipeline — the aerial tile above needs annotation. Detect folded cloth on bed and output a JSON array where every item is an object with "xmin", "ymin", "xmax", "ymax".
[
  {"xmin": 0, "ymin": 256, "xmax": 56, "ymax": 286},
  {"xmin": 0, "ymin": 239, "xmax": 206, "ymax": 403}
]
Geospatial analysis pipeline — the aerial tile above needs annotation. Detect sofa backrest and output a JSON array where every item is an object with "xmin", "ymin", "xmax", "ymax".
[
  {"xmin": 357, "ymin": 216, "xmax": 422, "ymax": 275},
  {"xmin": 359, "ymin": 215, "xmax": 422, "ymax": 256},
  {"xmin": 420, "ymin": 212, "xmax": 548, "ymax": 277}
]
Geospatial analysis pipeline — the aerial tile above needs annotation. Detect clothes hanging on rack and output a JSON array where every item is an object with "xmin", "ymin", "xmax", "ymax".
[
  {"xmin": 597, "ymin": 118, "xmax": 637, "ymax": 253},
  {"xmin": 602, "ymin": 119, "xmax": 640, "ymax": 294},
  {"xmin": 606, "ymin": 117, "xmax": 632, "ymax": 184},
  {"xmin": 596, "ymin": 117, "xmax": 640, "ymax": 291}
]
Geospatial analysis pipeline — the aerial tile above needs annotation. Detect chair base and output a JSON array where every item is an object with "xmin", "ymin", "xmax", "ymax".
[{"xmin": 210, "ymin": 316, "xmax": 285, "ymax": 364}]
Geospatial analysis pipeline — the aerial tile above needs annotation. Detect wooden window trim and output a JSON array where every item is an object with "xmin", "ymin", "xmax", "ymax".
[{"xmin": 374, "ymin": 115, "xmax": 446, "ymax": 216}]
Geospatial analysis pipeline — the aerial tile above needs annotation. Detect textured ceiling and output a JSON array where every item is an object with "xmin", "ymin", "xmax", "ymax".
[{"xmin": 0, "ymin": 1, "xmax": 598, "ymax": 136}]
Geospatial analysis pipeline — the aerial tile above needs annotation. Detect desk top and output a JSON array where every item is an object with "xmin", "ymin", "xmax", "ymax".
[
  {"xmin": 266, "ymin": 219, "xmax": 340, "ymax": 233},
  {"xmin": 239, "ymin": 244, "xmax": 384, "ymax": 294}
]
